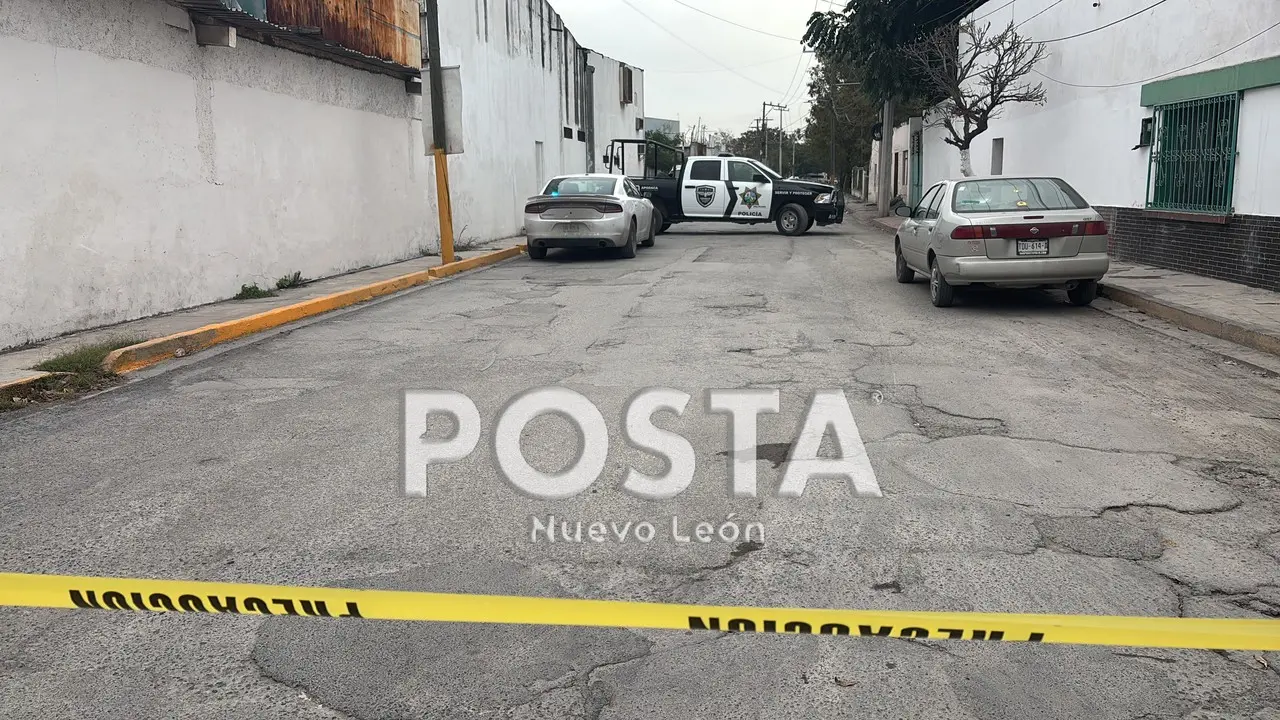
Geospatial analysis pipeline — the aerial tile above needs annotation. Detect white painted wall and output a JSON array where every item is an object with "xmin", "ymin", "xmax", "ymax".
[
  {"xmin": 867, "ymin": 121, "xmax": 912, "ymax": 205},
  {"xmin": 586, "ymin": 49, "xmax": 645, "ymax": 170},
  {"xmin": 919, "ymin": 0, "xmax": 1280, "ymax": 214},
  {"xmin": 0, "ymin": 0, "xmax": 640, "ymax": 349},
  {"xmin": 437, "ymin": 0, "xmax": 593, "ymax": 236}
]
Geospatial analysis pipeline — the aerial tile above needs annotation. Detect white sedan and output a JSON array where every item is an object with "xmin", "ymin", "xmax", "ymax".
[{"xmin": 523, "ymin": 174, "xmax": 656, "ymax": 260}]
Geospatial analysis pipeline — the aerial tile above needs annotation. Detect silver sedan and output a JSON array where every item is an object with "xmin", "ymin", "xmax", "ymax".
[
  {"xmin": 524, "ymin": 174, "xmax": 656, "ymax": 260},
  {"xmin": 893, "ymin": 176, "xmax": 1111, "ymax": 307}
]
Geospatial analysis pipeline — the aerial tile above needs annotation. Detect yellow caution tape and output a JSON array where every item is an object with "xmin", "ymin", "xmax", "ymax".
[{"xmin": 1, "ymin": 572, "xmax": 1276, "ymax": 651}]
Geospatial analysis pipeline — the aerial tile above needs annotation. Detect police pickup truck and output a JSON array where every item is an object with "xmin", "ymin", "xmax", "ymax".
[{"xmin": 602, "ymin": 139, "xmax": 845, "ymax": 236}]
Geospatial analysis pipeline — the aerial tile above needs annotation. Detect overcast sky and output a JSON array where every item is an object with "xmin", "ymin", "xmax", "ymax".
[{"xmin": 549, "ymin": 0, "xmax": 834, "ymax": 138}]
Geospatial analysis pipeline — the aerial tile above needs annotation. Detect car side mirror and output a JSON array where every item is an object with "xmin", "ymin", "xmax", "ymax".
[
  {"xmin": 894, "ymin": 205, "xmax": 913, "ymax": 218},
  {"xmin": 602, "ymin": 153, "xmax": 610, "ymax": 166}
]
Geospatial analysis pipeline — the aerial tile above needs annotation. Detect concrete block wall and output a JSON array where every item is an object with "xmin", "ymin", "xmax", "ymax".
[{"xmin": 0, "ymin": 0, "xmax": 638, "ymax": 349}]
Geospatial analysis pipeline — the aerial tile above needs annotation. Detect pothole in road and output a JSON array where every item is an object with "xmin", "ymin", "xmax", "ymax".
[
  {"xmin": 716, "ymin": 442, "xmax": 792, "ymax": 469},
  {"xmin": 251, "ymin": 562, "xmax": 653, "ymax": 720},
  {"xmin": 1035, "ymin": 516, "xmax": 1165, "ymax": 560}
]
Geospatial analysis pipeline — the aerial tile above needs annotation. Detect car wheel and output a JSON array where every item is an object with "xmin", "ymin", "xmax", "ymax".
[
  {"xmin": 527, "ymin": 241, "xmax": 547, "ymax": 260},
  {"xmin": 620, "ymin": 221, "xmax": 638, "ymax": 259},
  {"xmin": 653, "ymin": 205, "xmax": 669, "ymax": 235},
  {"xmin": 805, "ymin": 217, "xmax": 815, "ymax": 232},
  {"xmin": 775, "ymin": 204, "xmax": 809, "ymax": 236},
  {"xmin": 660, "ymin": 222, "xmax": 672, "ymax": 233},
  {"xmin": 640, "ymin": 214, "xmax": 656, "ymax": 247},
  {"xmin": 895, "ymin": 242, "xmax": 915, "ymax": 283},
  {"xmin": 1068, "ymin": 279, "xmax": 1098, "ymax": 306},
  {"xmin": 929, "ymin": 260, "xmax": 955, "ymax": 307}
]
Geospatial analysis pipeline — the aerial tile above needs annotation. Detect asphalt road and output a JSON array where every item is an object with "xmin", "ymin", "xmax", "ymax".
[{"xmin": 2, "ymin": 220, "xmax": 1279, "ymax": 719}]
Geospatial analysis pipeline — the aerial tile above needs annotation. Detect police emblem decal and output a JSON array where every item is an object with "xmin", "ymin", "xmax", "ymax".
[{"xmin": 695, "ymin": 186, "xmax": 716, "ymax": 207}]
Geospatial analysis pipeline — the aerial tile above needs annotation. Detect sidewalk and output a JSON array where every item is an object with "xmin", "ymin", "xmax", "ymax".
[
  {"xmin": 850, "ymin": 205, "xmax": 1280, "ymax": 359},
  {"xmin": 1, "ymin": 242, "xmax": 522, "ymax": 388}
]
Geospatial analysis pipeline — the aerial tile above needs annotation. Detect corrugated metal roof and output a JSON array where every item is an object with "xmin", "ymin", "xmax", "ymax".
[
  {"xmin": 170, "ymin": 0, "xmax": 420, "ymax": 79},
  {"xmin": 267, "ymin": 0, "xmax": 421, "ymax": 69}
]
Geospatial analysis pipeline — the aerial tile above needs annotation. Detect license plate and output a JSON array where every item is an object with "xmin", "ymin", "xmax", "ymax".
[
  {"xmin": 1016, "ymin": 239, "xmax": 1049, "ymax": 256},
  {"xmin": 557, "ymin": 222, "xmax": 586, "ymax": 235}
]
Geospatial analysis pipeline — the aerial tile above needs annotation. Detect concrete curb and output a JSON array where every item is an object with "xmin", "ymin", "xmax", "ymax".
[
  {"xmin": 1098, "ymin": 282, "xmax": 1280, "ymax": 358},
  {"xmin": 101, "ymin": 245, "xmax": 527, "ymax": 374},
  {"xmin": 428, "ymin": 245, "xmax": 525, "ymax": 278},
  {"xmin": 0, "ymin": 372, "xmax": 52, "ymax": 395}
]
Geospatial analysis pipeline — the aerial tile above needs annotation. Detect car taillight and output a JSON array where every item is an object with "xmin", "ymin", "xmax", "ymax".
[
  {"xmin": 524, "ymin": 203, "xmax": 547, "ymax": 214},
  {"xmin": 1083, "ymin": 220, "xmax": 1108, "ymax": 235},
  {"xmin": 595, "ymin": 203, "xmax": 623, "ymax": 213},
  {"xmin": 950, "ymin": 225, "xmax": 982, "ymax": 239}
]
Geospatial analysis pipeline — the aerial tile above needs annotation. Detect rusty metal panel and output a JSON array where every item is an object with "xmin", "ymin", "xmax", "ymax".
[{"xmin": 266, "ymin": 1, "xmax": 421, "ymax": 68}]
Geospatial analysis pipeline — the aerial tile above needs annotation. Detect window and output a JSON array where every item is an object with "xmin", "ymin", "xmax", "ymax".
[
  {"xmin": 914, "ymin": 185, "xmax": 941, "ymax": 220},
  {"xmin": 728, "ymin": 161, "xmax": 762, "ymax": 183},
  {"xmin": 624, "ymin": 179, "xmax": 643, "ymax": 198},
  {"xmin": 747, "ymin": 160, "xmax": 782, "ymax": 181},
  {"xmin": 621, "ymin": 66, "xmax": 634, "ymax": 104},
  {"xmin": 925, "ymin": 184, "xmax": 946, "ymax": 220},
  {"xmin": 990, "ymin": 138, "xmax": 1004, "ymax": 176},
  {"xmin": 951, "ymin": 177, "xmax": 1089, "ymax": 213},
  {"xmin": 1146, "ymin": 93, "xmax": 1239, "ymax": 214},
  {"xmin": 543, "ymin": 176, "xmax": 617, "ymax": 195},
  {"xmin": 689, "ymin": 160, "xmax": 721, "ymax": 181}
]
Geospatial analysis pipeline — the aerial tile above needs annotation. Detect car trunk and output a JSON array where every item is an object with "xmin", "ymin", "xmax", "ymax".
[
  {"xmin": 525, "ymin": 195, "xmax": 620, "ymax": 220},
  {"xmin": 958, "ymin": 209, "xmax": 1102, "ymax": 259}
]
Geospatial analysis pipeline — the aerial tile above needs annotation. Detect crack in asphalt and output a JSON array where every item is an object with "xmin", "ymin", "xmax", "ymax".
[{"xmin": 1101, "ymin": 499, "xmax": 1246, "ymax": 516}]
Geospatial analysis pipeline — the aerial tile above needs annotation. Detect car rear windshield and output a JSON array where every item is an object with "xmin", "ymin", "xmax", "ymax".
[
  {"xmin": 543, "ymin": 177, "xmax": 617, "ymax": 196},
  {"xmin": 951, "ymin": 178, "xmax": 1089, "ymax": 213}
]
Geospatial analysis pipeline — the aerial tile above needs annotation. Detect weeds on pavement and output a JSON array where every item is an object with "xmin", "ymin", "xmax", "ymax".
[
  {"xmin": 1, "ymin": 337, "xmax": 144, "ymax": 412},
  {"xmin": 234, "ymin": 283, "xmax": 276, "ymax": 300}
]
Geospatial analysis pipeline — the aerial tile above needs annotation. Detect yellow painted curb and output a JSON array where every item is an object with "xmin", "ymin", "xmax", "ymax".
[
  {"xmin": 101, "ymin": 245, "xmax": 526, "ymax": 375},
  {"xmin": 428, "ymin": 245, "xmax": 526, "ymax": 278},
  {"xmin": 0, "ymin": 372, "xmax": 52, "ymax": 393}
]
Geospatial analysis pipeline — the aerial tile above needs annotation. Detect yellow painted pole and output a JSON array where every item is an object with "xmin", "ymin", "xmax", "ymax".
[
  {"xmin": 423, "ymin": 0, "xmax": 455, "ymax": 265},
  {"xmin": 433, "ymin": 147, "xmax": 455, "ymax": 264}
]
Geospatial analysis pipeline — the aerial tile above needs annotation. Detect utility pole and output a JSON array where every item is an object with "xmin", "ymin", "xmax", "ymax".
[
  {"xmin": 765, "ymin": 102, "xmax": 786, "ymax": 172},
  {"xmin": 876, "ymin": 98, "xmax": 895, "ymax": 217},
  {"xmin": 828, "ymin": 96, "xmax": 836, "ymax": 184},
  {"xmin": 423, "ymin": 0, "xmax": 455, "ymax": 263},
  {"xmin": 760, "ymin": 102, "xmax": 768, "ymax": 161}
]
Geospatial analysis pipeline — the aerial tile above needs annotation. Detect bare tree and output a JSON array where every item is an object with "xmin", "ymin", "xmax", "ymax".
[{"xmin": 904, "ymin": 21, "xmax": 1047, "ymax": 177}]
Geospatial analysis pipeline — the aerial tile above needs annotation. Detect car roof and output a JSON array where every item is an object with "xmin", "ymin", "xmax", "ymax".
[
  {"xmin": 549, "ymin": 173, "xmax": 625, "ymax": 180},
  {"xmin": 940, "ymin": 175, "xmax": 1069, "ymax": 184}
]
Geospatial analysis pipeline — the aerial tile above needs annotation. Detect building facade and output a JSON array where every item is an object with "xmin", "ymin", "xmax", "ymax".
[
  {"xmin": 915, "ymin": 0, "xmax": 1280, "ymax": 291},
  {"xmin": 0, "ymin": 0, "xmax": 644, "ymax": 349}
]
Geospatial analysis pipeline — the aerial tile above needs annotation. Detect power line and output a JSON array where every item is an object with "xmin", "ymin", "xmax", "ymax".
[
  {"xmin": 663, "ymin": 0, "xmax": 802, "ymax": 42},
  {"xmin": 780, "ymin": 55, "xmax": 815, "ymax": 105},
  {"xmin": 615, "ymin": 0, "xmax": 786, "ymax": 94},
  {"xmin": 1014, "ymin": 0, "xmax": 1065, "ymax": 29},
  {"xmin": 939, "ymin": 0, "xmax": 999, "ymax": 26},
  {"xmin": 1038, "ymin": 0, "xmax": 1175, "ymax": 43},
  {"xmin": 1034, "ymin": 17, "xmax": 1280, "ymax": 89},
  {"xmin": 973, "ymin": 0, "xmax": 1016, "ymax": 22},
  {"xmin": 645, "ymin": 52, "xmax": 804, "ymax": 74},
  {"xmin": 779, "ymin": 0, "xmax": 822, "ymax": 104}
]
